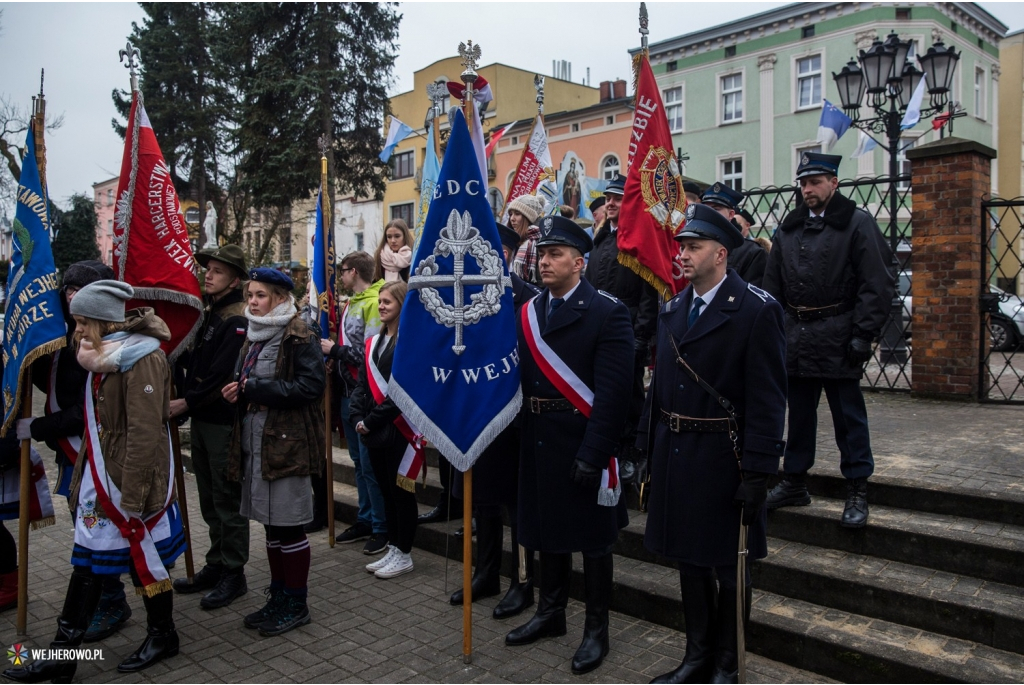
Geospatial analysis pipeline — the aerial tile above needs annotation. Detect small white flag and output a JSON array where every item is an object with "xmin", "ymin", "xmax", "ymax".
[
  {"xmin": 379, "ymin": 116, "xmax": 414, "ymax": 163},
  {"xmin": 900, "ymin": 74, "xmax": 928, "ymax": 130},
  {"xmin": 851, "ymin": 130, "xmax": 879, "ymax": 159}
]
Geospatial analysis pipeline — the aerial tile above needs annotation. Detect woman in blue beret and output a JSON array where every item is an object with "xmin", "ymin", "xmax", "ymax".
[{"xmin": 222, "ymin": 268, "xmax": 326, "ymax": 637}]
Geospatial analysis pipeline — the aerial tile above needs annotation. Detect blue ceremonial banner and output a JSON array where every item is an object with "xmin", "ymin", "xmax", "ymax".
[
  {"xmin": 390, "ymin": 109, "xmax": 521, "ymax": 472},
  {"xmin": 310, "ymin": 189, "xmax": 336, "ymax": 338},
  {"xmin": 412, "ymin": 123, "xmax": 441, "ymax": 253},
  {"xmin": 2, "ymin": 128, "xmax": 66, "ymax": 435}
]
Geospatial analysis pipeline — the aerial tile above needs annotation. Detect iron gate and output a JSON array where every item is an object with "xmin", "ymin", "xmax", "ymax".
[
  {"xmin": 980, "ymin": 197, "xmax": 1024, "ymax": 403},
  {"xmin": 742, "ymin": 174, "xmax": 913, "ymax": 392}
]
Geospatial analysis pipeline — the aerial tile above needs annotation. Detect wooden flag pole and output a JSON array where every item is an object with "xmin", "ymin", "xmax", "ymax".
[
  {"xmin": 16, "ymin": 374, "xmax": 32, "ymax": 635},
  {"xmin": 169, "ymin": 389, "xmax": 195, "ymax": 582},
  {"xmin": 462, "ymin": 468, "xmax": 473, "ymax": 664},
  {"xmin": 321, "ymin": 153, "xmax": 336, "ymax": 548}
]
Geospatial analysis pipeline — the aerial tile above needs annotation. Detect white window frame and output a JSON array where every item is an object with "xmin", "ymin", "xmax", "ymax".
[
  {"xmin": 605, "ymin": 115, "xmax": 614, "ymax": 126},
  {"xmin": 716, "ymin": 152, "xmax": 746, "ymax": 191},
  {"xmin": 718, "ymin": 69, "xmax": 745, "ymax": 125},
  {"xmin": 791, "ymin": 141, "xmax": 823, "ymax": 180},
  {"xmin": 571, "ymin": 122, "xmax": 580, "ymax": 133},
  {"xmin": 663, "ymin": 84, "xmax": 685, "ymax": 133},
  {"xmin": 506, "ymin": 170, "xmax": 517, "ymax": 194},
  {"xmin": 601, "ymin": 154, "xmax": 621, "ymax": 181},
  {"xmin": 792, "ymin": 51, "xmax": 824, "ymax": 111},
  {"xmin": 974, "ymin": 65, "xmax": 986, "ymax": 121}
]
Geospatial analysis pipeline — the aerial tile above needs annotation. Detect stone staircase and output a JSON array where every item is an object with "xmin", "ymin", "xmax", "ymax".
[{"xmin": 327, "ymin": 447, "xmax": 1024, "ymax": 683}]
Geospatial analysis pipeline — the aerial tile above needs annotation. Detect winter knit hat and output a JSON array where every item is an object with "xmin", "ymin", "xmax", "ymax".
[
  {"xmin": 62, "ymin": 260, "xmax": 115, "ymax": 290},
  {"xmin": 507, "ymin": 194, "xmax": 544, "ymax": 225},
  {"xmin": 69, "ymin": 280, "xmax": 135, "ymax": 323}
]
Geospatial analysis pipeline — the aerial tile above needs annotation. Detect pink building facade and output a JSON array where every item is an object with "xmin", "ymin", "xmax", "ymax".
[{"xmin": 92, "ymin": 176, "xmax": 118, "ymax": 266}]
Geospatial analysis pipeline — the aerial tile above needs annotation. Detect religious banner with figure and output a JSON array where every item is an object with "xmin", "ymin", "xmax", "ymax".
[
  {"xmin": 391, "ymin": 109, "xmax": 521, "ymax": 472},
  {"xmin": 2, "ymin": 128, "xmax": 66, "ymax": 435},
  {"xmin": 617, "ymin": 52, "xmax": 688, "ymax": 299},
  {"xmin": 113, "ymin": 89, "xmax": 203, "ymax": 361}
]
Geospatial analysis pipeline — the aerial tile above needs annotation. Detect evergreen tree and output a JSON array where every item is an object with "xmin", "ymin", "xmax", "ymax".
[{"xmin": 51, "ymin": 194, "xmax": 100, "ymax": 274}]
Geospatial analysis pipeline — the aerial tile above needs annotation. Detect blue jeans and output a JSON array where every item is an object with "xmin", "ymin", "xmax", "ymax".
[{"xmin": 340, "ymin": 396, "xmax": 387, "ymax": 534}]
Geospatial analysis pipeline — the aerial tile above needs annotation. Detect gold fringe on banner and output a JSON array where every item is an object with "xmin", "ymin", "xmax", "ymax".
[
  {"xmin": 30, "ymin": 516, "xmax": 55, "ymax": 531},
  {"xmin": 617, "ymin": 252, "xmax": 672, "ymax": 301},
  {"xmin": 135, "ymin": 579, "xmax": 173, "ymax": 598},
  {"xmin": 396, "ymin": 474, "xmax": 417, "ymax": 494},
  {"xmin": 630, "ymin": 51, "xmax": 646, "ymax": 108}
]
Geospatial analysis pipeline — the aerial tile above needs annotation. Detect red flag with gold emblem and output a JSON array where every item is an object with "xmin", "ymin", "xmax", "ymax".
[
  {"xmin": 617, "ymin": 53, "xmax": 688, "ymax": 299},
  {"xmin": 112, "ymin": 90, "xmax": 203, "ymax": 361}
]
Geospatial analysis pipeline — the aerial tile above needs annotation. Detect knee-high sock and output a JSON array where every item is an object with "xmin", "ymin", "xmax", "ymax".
[{"xmin": 280, "ymin": 535, "xmax": 310, "ymax": 597}]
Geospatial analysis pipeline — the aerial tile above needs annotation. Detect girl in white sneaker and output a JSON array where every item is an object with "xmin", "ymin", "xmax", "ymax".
[{"xmin": 351, "ymin": 282, "xmax": 418, "ymax": 579}]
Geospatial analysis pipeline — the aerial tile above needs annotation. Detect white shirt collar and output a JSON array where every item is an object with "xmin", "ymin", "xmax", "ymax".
[{"xmin": 691, "ymin": 273, "xmax": 728, "ymax": 311}]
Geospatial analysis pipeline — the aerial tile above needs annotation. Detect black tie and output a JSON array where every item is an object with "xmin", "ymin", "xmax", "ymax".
[
  {"xmin": 549, "ymin": 297, "xmax": 564, "ymax": 317},
  {"xmin": 687, "ymin": 296, "xmax": 705, "ymax": 329}
]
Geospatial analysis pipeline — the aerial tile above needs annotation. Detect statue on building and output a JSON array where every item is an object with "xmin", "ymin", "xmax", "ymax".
[{"xmin": 203, "ymin": 201, "xmax": 218, "ymax": 248}]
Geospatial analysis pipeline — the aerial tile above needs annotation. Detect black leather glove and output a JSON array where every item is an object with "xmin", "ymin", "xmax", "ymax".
[
  {"xmin": 846, "ymin": 337, "xmax": 873, "ymax": 366},
  {"xmin": 734, "ymin": 471, "xmax": 770, "ymax": 526},
  {"xmin": 634, "ymin": 338, "xmax": 651, "ymax": 368},
  {"xmin": 617, "ymin": 445, "xmax": 644, "ymax": 486},
  {"xmin": 569, "ymin": 458, "xmax": 603, "ymax": 491}
]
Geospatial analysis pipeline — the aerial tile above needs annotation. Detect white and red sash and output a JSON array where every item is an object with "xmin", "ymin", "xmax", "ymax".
[
  {"xmin": 80, "ymin": 372, "xmax": 176, "ymax": 595},
  {"xmin": 364, "ymin": 335, "xmax": 425, "ymax": 493},
  {"xmin": 0, "ymin": 446, "xmax": 55, "ymax": 528},
  {"xmin": 520, "ymin": 296, "xmax": 620, "ymax": 506},
  {"xmin": 46, "ymin": 349, "xmax": 82, "ymax": 466},
  {"xmin": 338, "ymin": 301, "xmax": 360, "ymax": 381}
]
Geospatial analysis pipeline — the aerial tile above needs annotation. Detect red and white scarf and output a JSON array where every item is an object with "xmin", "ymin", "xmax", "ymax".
[
  {"xmin": 46, "ymin": 349, "xmax": 82, "ymax": 466},
  {"xmin": 364, "ymin": 335, "xmax": 425, "ymax": 493},
  {"xmin": 520, "ymin": 296, "xmax": 620, "ymax": 506},
  {"xmin": 80, "ymin": 372, "xmax": 176, "ymax": 596}
]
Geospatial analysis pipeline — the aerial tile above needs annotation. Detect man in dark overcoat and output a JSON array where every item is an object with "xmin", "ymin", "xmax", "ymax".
[
  {"xmin": 450, "ymin": 224, "xmax": 540, "ymax": 620},
  {"xmin": 639, "ymin": 204, "xmax": 787, "ymax": 684},
  {"xmin": 762, "ymin": 152, "xmax": 895, "ymax": 528},
  {"xmin": 507, "ymin": 215, "xmax": 633, "ymax": 676},
  {"xmin": 702, "ymin": 183, "xmax": 767, "ymax": 288}
]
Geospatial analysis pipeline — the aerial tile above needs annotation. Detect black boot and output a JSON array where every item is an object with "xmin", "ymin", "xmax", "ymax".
[
  {"xmin": 2, "ymin": 571, "xmax": 103, "ymax": 683},
  {"xmin": 709, "ymin": 584, "xmax": 742, "ymax": 684},
  {"xmin": 650, "ymin": 572, "xmax": 718, "ymax": 684},
  {"xmin": 494, "ymin": 533, "xmax": 534, "ymax": 619},
  {"xmin": 505, "ymin": 552, "xmax": 570, "ymax": 646},
  {"xmin": 765, "ymin": 475, "xmax": 810, "ymax": 509},
  {"xmin": 841, "ymin": 478, "xmax": 869, "ymax": 528},
  {"xmin": 117, "ymin": 590, "xmax": 179, "ymax": 673},
  {"xmin": 200, "ymin": 567, "xmax": 247, "ymax": 609},
  {"xmin": 450, "ymin": 515, "xmax": 502, "ymax": 605},
  {"xmin": 172, "ymin": 563, "xmax": 222, "ymax": 594},
  {"xmin": 571, "ymin": 553, "xmax": 613, "ymax": 675},
  {"xmin": 418, "ymin": 500, "xmax": 454, "ymax": 524}
]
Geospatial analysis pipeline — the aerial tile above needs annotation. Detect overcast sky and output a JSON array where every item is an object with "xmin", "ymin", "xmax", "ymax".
[{"xmin": 2, "ymin": 1, "xmax": 1022, "ymax": 214}]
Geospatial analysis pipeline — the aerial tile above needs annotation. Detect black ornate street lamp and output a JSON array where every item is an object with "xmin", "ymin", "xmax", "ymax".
[{"xmin": 831, "ymin": 31, "xmax": 961, "ymax": 364}]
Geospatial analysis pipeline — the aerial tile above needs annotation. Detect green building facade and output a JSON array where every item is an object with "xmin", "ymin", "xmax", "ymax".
[{"xmin": 641, "ymin": 2, "xmax": 1007, "ymax": 192}]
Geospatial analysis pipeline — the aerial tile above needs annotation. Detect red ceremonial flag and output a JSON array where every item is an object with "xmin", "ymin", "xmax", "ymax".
[
  {"xmin": 485, "ymin": 120, "xmax": 517, "ymax": 159},
  {"xmin": 617, "ymin": 53, "xmax": 688, "ymax": 299},
  {"xmin": 113, "ymin": 91, "xmax": 203, "ymax": 361},
  {"xmin": 501, "ymin": 114, "xmax": 556, "ymax": 219}
]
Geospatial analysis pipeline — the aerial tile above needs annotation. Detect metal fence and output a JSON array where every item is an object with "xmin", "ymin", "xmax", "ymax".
[
  {"xmin": 980, "ymin": 197, "xmax": 1024, "ymax": 403},
  {"xmin": 742, "ymin": 175, "xmax": 913, "ymax": 392}
]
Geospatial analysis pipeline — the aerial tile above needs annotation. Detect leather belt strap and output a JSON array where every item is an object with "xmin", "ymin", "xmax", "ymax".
[
  {"xmin": 785, "ymin": 301, "xmax": 853, "ymax": 321},
  {"xmin": 659, "ymin": 410, "xmax": 732, "ymax": 433},
  {"xmin": 526, "ymin": 396, "xmax": 578, "ymax": 414}
]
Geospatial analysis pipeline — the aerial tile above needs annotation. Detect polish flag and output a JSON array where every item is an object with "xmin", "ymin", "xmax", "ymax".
[
  {"xmin": 447, "ymin": 75, "xmax": 493, "ymax": 105},
  {"xmin": 485, "ymin": 120, "xmax": 518, "ymax": 159}
]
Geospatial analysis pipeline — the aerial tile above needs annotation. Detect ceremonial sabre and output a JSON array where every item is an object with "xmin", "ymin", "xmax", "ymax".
[{"xmin": 736, "ymin": 522, "xmax": 749, "ymax": 683}]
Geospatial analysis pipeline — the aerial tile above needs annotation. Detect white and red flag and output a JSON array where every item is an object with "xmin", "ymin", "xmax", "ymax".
[
  {"xmin": 447, "ymin": 75, "xmax": 493, "ymax": 105},
  {"xmin": 113, "ymin": 91, "xmax": 203, "ymax": 361},
  {"xmin": 485, "ymin": 120, "xmax": 518, "ymax": 159},
  {"xmin": 502, "ymin": 114, "xmax": 556, "ymax": 220}
]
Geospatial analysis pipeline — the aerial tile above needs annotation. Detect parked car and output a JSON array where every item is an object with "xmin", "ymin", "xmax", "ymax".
[{"xmin": 988, "ymin": 285, "xmax": 1024, "ymax": 352}]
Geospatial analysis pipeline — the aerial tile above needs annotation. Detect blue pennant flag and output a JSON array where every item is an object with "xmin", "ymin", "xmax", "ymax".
[
  {"xmin": 310, "ymin": 189, "xmax": 336, "ymax": 339},
  {"xmin": 2, "ymin": 128, "xmax": 66, "ymax": 435},
  {"xmin": 816, "ymin": 99, "xmax": 853, "ymax": 152},
  {"xmin": 390, "ymin": 108, "xmax": 521, "ymax": 472},
  {"xmin": 412, "ymin": 123, "xmax": 441, "ymax": 253}
]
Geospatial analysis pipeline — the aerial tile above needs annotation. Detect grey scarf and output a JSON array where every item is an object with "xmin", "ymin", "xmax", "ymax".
[{"xmin": 245, "ymin": 298, "xmax": 297, "ymax": 342}]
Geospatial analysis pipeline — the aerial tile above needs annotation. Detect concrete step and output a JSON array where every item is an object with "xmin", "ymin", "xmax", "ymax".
[
  {"xmin": 802, "ymin": 472, "xmax": 1024, "ymax": 528},
  {"xmin": 327, "ymin": 481, "xmax": 1024, "ymax": 684},
  {"xmin": 767, "ymin": 498, "xmax": 1024, "ymax": 588}
]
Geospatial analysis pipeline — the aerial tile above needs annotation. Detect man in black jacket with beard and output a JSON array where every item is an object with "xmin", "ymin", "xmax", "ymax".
[
  {"xmin": 584, "ymin": 174, "xmax": 658, "ymax": 484},
  {"xmin": 762, "ymin": 153, "xmax": 895, "ymax": 528},
  {"xmin": 170, "ymin": 245, "xmax": 251, "ymax": 607}
]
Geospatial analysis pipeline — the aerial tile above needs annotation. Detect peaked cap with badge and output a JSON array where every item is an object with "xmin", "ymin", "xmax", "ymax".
[
  {"xmin": 675, "ymin": 204, "xmax": 744, "ymax": 251},
  {"xmin": 796, "ymin": 152, "xmax": 842, "ymax": 179}
]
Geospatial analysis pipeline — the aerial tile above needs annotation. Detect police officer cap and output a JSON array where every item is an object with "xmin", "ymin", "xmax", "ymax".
[
  {"xmin": 683, "ymin": 181, "xmax": 703, "ymax": 197},
  {"xmin": 495, "ymin": 223, "xmax": 521, "ymax": 252},
  {"xmin": 737, "ymin": 207, "xmax": 756, "ymax": 226},
  {"xmin": 796, "ymin": 152, "xmax": 842, "ymax": 179},
  {"xmin": 196, "ymin": 244, "xmax": 248, "ymax": 278},
  {"xmin": 248, "ymin": 267, "xmax": 294, "ymax": 291},
  {"xmin": 701, "ymin": 182, "xmax": 744, "ymax": 211},
  {"xmin": 588, "ymin": 196, "xmax": 606, "ymax": 213},
  {"xmin": 604, "ymin": 174, "xmax": 626, "ymax": 197},
  {"xmin": 535, "ymin": 215, "xmax": 594, "ymax": 254},
  {"xmin": 675, "ymin": 204, "xmax": 744, "ymax": 251}
]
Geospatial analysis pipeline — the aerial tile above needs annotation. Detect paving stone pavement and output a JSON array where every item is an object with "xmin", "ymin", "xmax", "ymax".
[{"xmin": 0, "ymin": 437, "xmax": 828, "ymax": 684}]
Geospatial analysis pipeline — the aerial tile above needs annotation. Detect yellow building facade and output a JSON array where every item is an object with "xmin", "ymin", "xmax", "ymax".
[
  {"xmin": 998, "ymin": 30, "xmax": 1023, "ymax": 202},
  {"xmin": 382, "ymin": 56, "xmax": 599, "ymax": 234}
]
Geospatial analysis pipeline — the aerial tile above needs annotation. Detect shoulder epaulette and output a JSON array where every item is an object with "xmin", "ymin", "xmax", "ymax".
[
  {"xmin": 597, "ymin": 290, "xmax": 620, "ymax": 303},
  {"xmin": 662, "ymin": 292, "xmax": 686, "ymax": 313},
  {"xmin": 747, "ymin": 284, "xmax": 774, "ymax": 302}
]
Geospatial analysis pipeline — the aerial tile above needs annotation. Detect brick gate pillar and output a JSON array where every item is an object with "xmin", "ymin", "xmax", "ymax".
[{"xmin": 905, "ymin": 137, "xmax": 997, "ymax": 400}]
